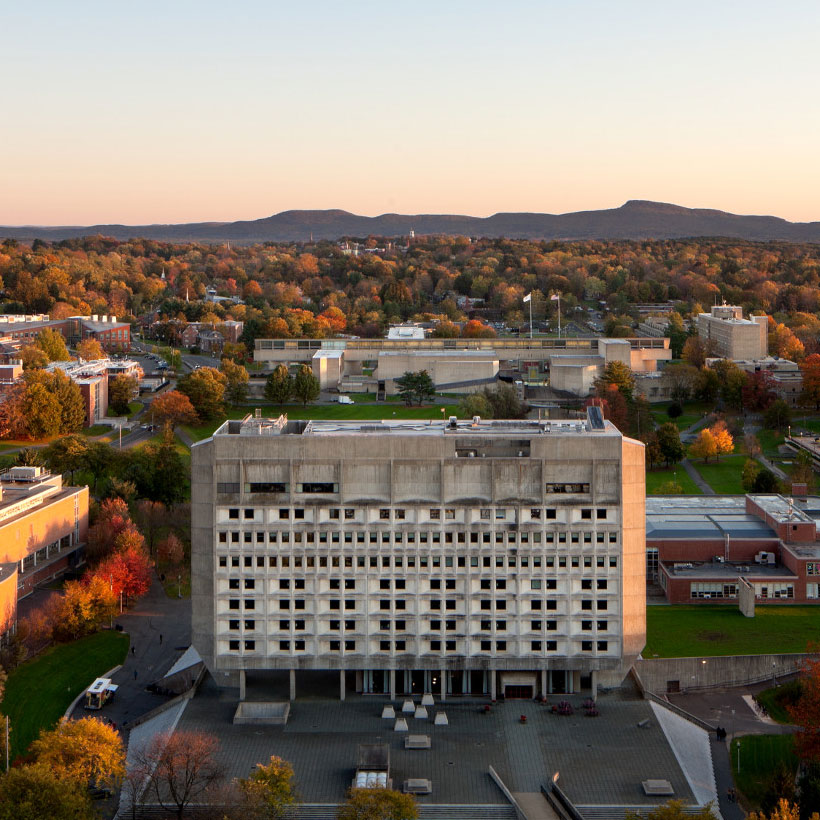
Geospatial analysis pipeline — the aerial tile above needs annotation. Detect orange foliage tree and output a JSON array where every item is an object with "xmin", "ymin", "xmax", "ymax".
[{"xmin": 149, "ymin": 389, "xmax": 198, "ymax": 429}]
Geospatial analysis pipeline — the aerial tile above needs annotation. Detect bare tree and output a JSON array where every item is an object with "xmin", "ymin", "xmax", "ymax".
[{"xmin": 134, "ymin": 730, "xmax": 224, "ymax": 819}]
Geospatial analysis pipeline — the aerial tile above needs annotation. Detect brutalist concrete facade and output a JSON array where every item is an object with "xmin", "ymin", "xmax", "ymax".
[{"xmin": 191, "ymin": 413, "xmax": 645, "ymax": 699}]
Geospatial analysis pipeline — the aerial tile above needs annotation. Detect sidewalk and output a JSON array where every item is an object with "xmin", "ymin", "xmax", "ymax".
[
  {"xmin": 71, "ymin": 573, "xmax": 191, "ymax": 728},
  {"xmin": 682, "ymin": 458, "xmax": 715, "ymax": 495}
]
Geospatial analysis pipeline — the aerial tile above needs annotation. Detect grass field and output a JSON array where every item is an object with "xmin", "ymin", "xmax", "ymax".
[
  {"xmin": 731, "ymin": 734, "xmax": 797, "ymax": 808},
  {"xmin": 645, "ymin": 466, "xmax": 701, "ymax": 495},
  {"xmin": 1, "ymin": 631, "xmax": 129, "ymax": 761},
  {"xmin": 181, "ymin": 402, "xmax": 461, "ymax": 443},
  {"xmin": 691, "ymin": 453, "xmax": 747, "ymax": 494},
  {"xmin": 755, "ymin": 428, "xmax": 786, "ymax": 456},
  {"xmin": 651, "ymin": 401, "xmax": 712, "ymax": 432},
  {"xmin": 644, "ymin": 605, "xmax": 820, "ymax": 657}
]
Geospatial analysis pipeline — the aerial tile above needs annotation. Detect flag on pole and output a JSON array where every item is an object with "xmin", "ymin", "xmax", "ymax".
[
  {"xmin": 523, "ymin": 292, "xmax": 531, "ymax": 303},
  {"xmin": 550, "ymin": 293, "xmax": 560, "ymax": 301}
]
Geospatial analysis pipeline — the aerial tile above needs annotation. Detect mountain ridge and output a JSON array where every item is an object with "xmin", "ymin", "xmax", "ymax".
[{"xmin": 3, "ymin": 201, "xmax": 820, "ymax": 244}]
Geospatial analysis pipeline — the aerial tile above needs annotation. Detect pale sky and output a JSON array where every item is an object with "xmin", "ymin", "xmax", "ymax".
[{"xmin": 3, "ymin": 0, "xmax": 820, "ymax": 225}]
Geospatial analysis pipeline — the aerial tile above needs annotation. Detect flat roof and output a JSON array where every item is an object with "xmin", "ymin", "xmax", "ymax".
[
  {"xmin": 646, "ymin": 496, "xmax": 775, "ymax": 540},
  {"xmin": 220, "ymin": 414, "xmax": 619, "ymax": 439},
  {"xmin": 749, "ymin": 494, "xmax": 815, "ymax": 525},
  {"xmin": 663, "ymin": 560, "xmax": 796, "ymax": 580}
]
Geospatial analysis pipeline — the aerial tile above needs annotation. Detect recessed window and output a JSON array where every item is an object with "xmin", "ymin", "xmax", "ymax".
[
  {"xmin": 531, "ymin": 640, "xmax": 542, "ymax": 651},
  {"xmin": 229, "ymin": 640, "xmax": 240, "ymax": 650},
  {"xmin": 279, "ymin": 509, "xmax": 289, "ymax": 519},
  {"xmin": 481, "ymin": 640, "xmax": 491, "ymax": 651},
  {"xmin": 597, "ymin": 640, "xmax": 608, "ymax": 651},
  {"xmin": 244, "ymin": 640, "xmax": 255, "ymax": 650},
  {"xmin": 581, "ymin": 640, "xmax": 593, "ymax": 651},
  {"xmin": 229, "ymin": 619, "xmax": 239, "ymax": 630},
  {"xmin": 344, "ymin": 640, "xmax": 356, "ymax": 651},
  {"xmin": 330, "ymin": 640, "xmax": 340, "ymax": 650},
  {"xmin": 244, "ymin": 619, "xmax": 255, "ymax": 629},
  {"xmin": 344, "ymin": 508, "xmax": 354, "ymax": 519},
  {"xmin": 228, "ymin": 509, "xmax": 239, "ymax": 520}
]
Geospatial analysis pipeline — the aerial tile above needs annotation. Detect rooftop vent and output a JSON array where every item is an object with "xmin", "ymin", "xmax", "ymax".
[
  {"xmin": 472, "ymin": 416, "xmax": 481, "ymax": 427},
  {"xmin": 448, "ymin": 415, "xmax": 457, "ymax": 429}
]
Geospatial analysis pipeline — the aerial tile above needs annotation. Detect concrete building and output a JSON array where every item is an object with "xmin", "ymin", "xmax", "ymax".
[
  {"xmin": 647, "ymin": 494, "xmax": 820, "ymax": 605},
  {"xmin": 191, "ymin": 410, "xmax": 646, "ymax": 701},
  {"xmin": 697, "ymin": 304, "xmax": 768, "ymax": 359},
  {"xmin": 0, "ymin": 466, "xmax": 89, "ymax": 638}
]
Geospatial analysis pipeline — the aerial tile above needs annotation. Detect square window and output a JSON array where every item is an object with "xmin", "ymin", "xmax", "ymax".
[
  {"xmin": 329, "ymin": 509, "xmax": 340, "ymax": 520},
  {"xmin": 430, "ymin": 639, "xmax": 441, "ymax": 651},
  {"xmin": 295, "ymin": 640, "xmax": 305, "ymax": 650},
  {"xmin": 597, "ymin": 640, "xmax": 608, "ymax": 651},
  {"xmin": 244, "ymin": 640, "xmax": 255, "ymax": 650},
  {"xmin": 531, "ymin": 640, "xmax": 542, "ymax": 651},
  {"xmin": 547, "ymin": 640, "xmax": 557, "ymax": 651},
  {"xmin": 531, "ymin": 620, "xmax": 542, "ymax": 630},
  {"xmin": 344, "ymin": 508, "xmax": 354, "ymax": 519},
  {"xmin": 582, "ymin": 620, "xmax": 592, "ymax": 631},
  {"xmin": 582, "ymin": 640, "xmax": 593, "ymax": 651},
  {"xmin": 581, "ymin": 509, "xmax": 592, "ymax": 520},
  {"xmin": 531, "ymin": 600, "xmax": 542, "ymax": 611},
  {"xmin": 597, "ymin": 600, "xmax": 608, "ymax": 611},
  {"xmin": 430, "ymin": 508, "xmax": 440, "ymax": 519},
  {"xmin": 445, "ymin": 640, "xmax": 456, "ymax": 651},
  {"xmin": 446, "ymin": 579, "xmax": 456, "ymax": 590},
  {"xmin": 597, "ymin": 579, "xmax": 607, "ymax": 590},
  {"xmin": 597, "ymin": 620, "xmax": 607, "ymax": 630},
  {"xmin": 581, "ymin": 600, "xmax": 592, "ymax": 611},
  {"xmin": 229, "ymin": 639, "xmax": 239, "ymax": 650},
  {"xmin": 228, "ymin": 509, "xmax": 239, "ymax": 520},
  {"xmin": 330, "ymin": 620, "xmax": 340, "ymax": 630},
  {"xmin": 244, "ymin": 600, "xmax": 255, "ymax": 610},
  {"xmin": 481, "ymin": 639, "xmax": 491, "ymax": 651},
  {"xmin": 229, "ymin": 619, "xmax": 240, "ymax": 630},
  {"xmin": 344, "ymin": 640, "xmax": 355, "ymax": 651},
  {"xmin": 330, "ymin": 640, "xmax": 340, "ymax": 650},
  {"xmin": 219, "ymin": 532, "xmax": 227, "ymax": 543},
  {"xmin": 345, "ymin": 579, "xmax": 355, "ymax": 590},
  {"xmin": 229, "ymin": 579, "xmax": 239, "ymax": 590},
  {"xmin": 395, "ymin": 639, "xmax": 406, "ymax": 650},
  {"xmin": 294, "ymin": 509, "xmax": 304, "ymax": 519},
  {"xmin": 244, "ymin": 579, "xmax": 255, "ymax": 590},
  {"xmin": 496, "ymin": 640, "xmax": 506, "ymax": 650},
  {"xmin": 396, "ymin": 620, "xmax": 406, "ymax": 630},
  {"xmin": 279, "ymin": 509, "xmax": 289, "ymax": 519},
  {"xmin": 530, "ymin": 508, "xmax": 542, "ymax": 519},
  {"xmin": 244, "ymin": 509, "xmax": 254, "ymax": 519},
  {"xmin": 380, "ymin": 640, "xmax": 390, "ymax": 651},
  {"xmin": 597, "ymin": 509, "xmax": 607, "ymax": 519},
  {"xmin": 229, "ymin": 599, "xmax": 239, "ymax": 610}
]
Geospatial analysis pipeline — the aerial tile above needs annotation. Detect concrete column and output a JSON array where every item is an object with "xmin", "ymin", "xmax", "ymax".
[
  {"xmin": 340, "ymin": 669, "xmax": 346, "ymax": 701},
  {"xmin": 541, "ymin": 669, "xmax": 548, "ymax": 698},
  {"xmin": 289, "ymin": 669, "xmax": 296, "ymax": 701},
  {"xmin": 441, "ymin": 669, "xmax": 446, "ymax": 702},
  {"xmin": 490, "ymin": 669, "xmax": 497, "ymax": 701},
  {"xmin": 239, "ymin": 670, "xmax": 246, "ymax": 701},
  {"xmin": 389, "ymin": 669, "xmax": 396, "ymax": 700},
  {"xmin": 463, "ymin": 668, "xmax": 470, "ymax": 695},
  {"xmin": 590, "ymin": 670, "xmax": 597, "ymax": 701}
]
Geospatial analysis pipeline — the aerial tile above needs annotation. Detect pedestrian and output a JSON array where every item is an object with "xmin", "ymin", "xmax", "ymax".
[
  {"xmin": 134, "ymin": 668, "xmax": 138, "ymax": 680},
  {"xmin": 131, "ymin": 646, "xmax": 135, "ymax": 655},
  {"xmin": 159, "ymin": 633, "xmax": 163, "ymax": 644}
]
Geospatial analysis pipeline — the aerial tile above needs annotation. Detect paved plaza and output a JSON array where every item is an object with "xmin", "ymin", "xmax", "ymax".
[{"xmin": 175, "ymin": 677, "xmax": 698, "ymax": 810}]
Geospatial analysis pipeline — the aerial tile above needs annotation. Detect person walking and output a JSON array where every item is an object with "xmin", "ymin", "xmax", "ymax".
[
  {"xmin": 159, "ymin": 633, "xmax": 163, "ymax": 645},
  {"xmin": 134, "ymin": 668, "xmax": 138, "ymax": 680}
]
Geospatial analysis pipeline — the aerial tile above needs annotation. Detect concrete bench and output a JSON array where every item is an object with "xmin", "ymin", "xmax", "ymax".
[
  {"xmin": 403, "ymin": 778, "xmax": 432, "ymax": 795},
  {"xmin": 404, "ymin": 734, "xmax": 431, "ymax": 750}
]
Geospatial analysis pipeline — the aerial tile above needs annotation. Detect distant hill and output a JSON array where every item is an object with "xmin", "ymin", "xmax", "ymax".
[{"xmin": 3, "ymin": 200, "xmax": 820, "ymax": 244}]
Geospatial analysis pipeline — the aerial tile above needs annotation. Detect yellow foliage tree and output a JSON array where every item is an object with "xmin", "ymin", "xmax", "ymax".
[
  {"xmin": 709, "ymin": 420, "xmax": 734, "ymax": 461},
  {"xmin": 76, "ymin": 338, "xmax": 104, "ymax": 361},
  {"xmin": 238, "ymin": 755, "xmax": 297, "ymax": 819},
  {"xmin": 748, "ymin": 798, "xmax": 820, "ymax": 820},
  {"xmin": 31, "ymin": 717, "xmax": 125, "ymax": 789},
  {"xmin": 338, "ymin": 787, "xmax": 418, "ymax": 820},
  {"xmin": 58, "ymin": 575, "xmax": 118, "ymax": 639},
  {"xmin": 689, "ymin": 428, "xmax": 718, "ymax": 463}
]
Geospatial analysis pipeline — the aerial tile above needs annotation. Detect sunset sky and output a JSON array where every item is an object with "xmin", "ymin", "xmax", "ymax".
[{"xmin": 3, "ymin": 0, "xmax": 820, "ymax": 225}]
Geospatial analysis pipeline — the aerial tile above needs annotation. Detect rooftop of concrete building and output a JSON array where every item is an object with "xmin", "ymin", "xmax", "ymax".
[
  {"xmin": 646, "ymin": 496, "xmax": 775, "ymax": 540},
  {"xmin": 750, "ymin": 494, "xmax": 815, "ymax": 525},
  {"xmin": 214, "ymin": 409, "xmax": 618, "ymax": 439},
  {"xmin": 0, "ymin": 468, "xmax": 77, "ymax": 526},
  {"xmin": 662, "ymin": 559, "xmax": 796, "ymax": 579}
]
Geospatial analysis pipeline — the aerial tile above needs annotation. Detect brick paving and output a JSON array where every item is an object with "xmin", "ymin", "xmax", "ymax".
[{"xmin": 176, "ymin": 680, "xmax": 695, "ymax": 808}]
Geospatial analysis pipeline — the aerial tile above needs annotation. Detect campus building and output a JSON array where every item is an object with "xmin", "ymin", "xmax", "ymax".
[
  {"xmin": 0, "ymin": 466, "xmax": 89, "ymax": 640},
  {"xmin": 647, "ymin": 494, "xmax": 820, "ymax": 605},
  {"xmin": 191, "ymin": 410, "xmax": 646, "ymax": 701},
  {"xmin": 0, "ymin": 313, "xmax": 131, "ymax": 352},
  {"xmin": 697, "ymin": 304, "xmax": 768, "ymax": 359}
]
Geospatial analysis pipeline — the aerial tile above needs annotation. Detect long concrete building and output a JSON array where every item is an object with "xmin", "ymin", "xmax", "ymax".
[
  {"xmin": 254, "ymin": 336, "xmax": 671, "ymax": 396},
  {"xmin": 191, "ymin": 410, "xmax": 645, "ymax": 701}
]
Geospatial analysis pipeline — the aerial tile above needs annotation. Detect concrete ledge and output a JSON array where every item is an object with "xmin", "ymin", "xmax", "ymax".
[{"xmin": 233, "ymin": 700, "xmax": 290, "ymax": 725}]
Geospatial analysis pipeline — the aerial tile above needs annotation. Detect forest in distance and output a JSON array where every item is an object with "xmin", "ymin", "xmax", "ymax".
[{"xmin": 0, "ymin": 234, "xmax": 819, "ymax": 358}]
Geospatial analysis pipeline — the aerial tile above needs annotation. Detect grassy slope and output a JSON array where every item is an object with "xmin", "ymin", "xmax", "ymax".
[
  {"xmin": 731, "ymin": 734, "xmax": 797, "ymax": 808},
  {"xmin": 645, "ymin": 605, "xmax": 820, "ymax": 657},
  {"xmin": 2, "ymin": 631, "xmax": 129, "ymax": 761},
  {"xmin": 646, "ymin": 466, "xmax": 701, "ymax": 495},
  {"xmin": 691, "ymin": 453, "xmax": 747, "ymax": 494}
]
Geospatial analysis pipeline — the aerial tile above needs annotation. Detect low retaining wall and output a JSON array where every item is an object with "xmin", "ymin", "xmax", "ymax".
[
  {"xmin": 233, "ymin": 700, "xmax": 290, "ymax": 725},
  {"xmin": 635, "ymin": 653, "xmax": 805, "ymax": 695}
]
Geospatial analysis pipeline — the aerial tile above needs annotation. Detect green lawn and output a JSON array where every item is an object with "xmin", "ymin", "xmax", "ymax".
[
  {"xmin": 651, "ymin": 401, "xmax": 712, "ymax": 432},
  {"xmin": 181, "ymin": 403, "xmax": 461, "ymax": 443},
  {"xmin": 1, "ymin": 631, "xmax": 129, "ymax": 762},
  {"xmin": 731, "ymin": 734, "xmax": 797, "ymax": 808},
  {"xmin": 645, "ymin": 605, "xmax": 820, "ymax": 657},
  {"xmin": 756, "ymin": 428, "xmax": 785, "ymax": 456},
  {"xmin": 646, "ymin": 466, "xmax": 702, "ymax": 495},
  {"xmin": 82, "ymin": 424, "xmax": 112, "ymax": 437},
  {"xmin": 691, "ymin": 453, "xmax": 747, "ymax": 494}
]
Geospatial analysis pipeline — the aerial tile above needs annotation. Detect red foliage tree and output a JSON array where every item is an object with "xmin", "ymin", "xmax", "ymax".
[
  {"xmin": 94, "ymin": 545, "xmax": 152, "ymax": 606},
  {"xmin": 788, "ymin": 648, "xmax": 820, "ymax": 762},
  {"xmin": 742, "ymin": 371, "xmax": 776, "ymax": 412}
]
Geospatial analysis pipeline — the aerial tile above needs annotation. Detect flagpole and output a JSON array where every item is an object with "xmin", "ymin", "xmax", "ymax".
[{"xmin": 529, "ymin": 296, "xmax": 533, "ymax": 339}]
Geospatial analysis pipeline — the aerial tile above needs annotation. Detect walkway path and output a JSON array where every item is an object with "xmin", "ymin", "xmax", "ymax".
[
  {"xmin": 681, "ymin": 458, "xmax": 715, "ymax": 495},
  {"xmin": 70, "ymin": 573, "xmax": 191, "ymax": 728}
]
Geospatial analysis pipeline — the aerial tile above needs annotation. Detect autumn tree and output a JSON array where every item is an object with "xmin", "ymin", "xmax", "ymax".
[
  {"xmin": 221, "ymin": 357, "xmax": 249, "ymax": 404},
  {"xmin": 747, "ymin": 798, "xmax": 816, "ymax": 820},
  {"xmin": 21, "ymin": 382, "xmax": 61, "ymax": 438},
  {"xmin": 19, "ymin": 344, "xmax": 49, "ymax": 370},
  {"xmin": 238, "ymin": 755, "xmax": 297, "ymax": 820},
  {"xmin": 35, "ymin": 327, "xmax": 71, "ymax": 361},
  {"xmin": 177, "ymin": 367, "xmax": 226, "ymax": 420},
  {"xmin": 709, "ymin": 420, "xmax": 734, "ymax": 460},
  {"xmin": 461, "ymin": 319, "xmax": 495, "ymax": 338},
  {"xmin": 31, "ymin": 716, "xmax": 125, "ymax": 789},
  {"xmin": 57, "ymin": 575, "xmax": 118, "ymax": 638},
  {"xmin": 682, "ymin": 336, "xmax": 709, "ymax": 369},
  {"xmin": 135, "ymin": 730, "xmax": 224, "ymax": 820},
  {"xmin": 24, "ymin": 369, "xmax": 86, "ymax": 434},
  {"xmin": 338, "ymin": 787, "xmax": 418, "ymax": 820},
  {"xmin": 76, "ymin": 338, "xmax": 104, "ymax": 361},
  {"xmin": 458, "ymin": 392, "xmax": 493, "ymax": 419},
  {"xmin": 743, "ymin": 371, "xmax": 776, "ymax": 412},
  {"xmin": 769, "ymin": 322, "xmax": 805, "ymax": 361},
  {"xmin": 150, "ymin": 389, "xmax": 198, "ymax": 429},
  {"xmin": 292, "ymin": 364, "xmax": 320, "ymax": 405},
  {"xmin": 109, "ymin": 374, "xmax": 138, "ymax": 415},
  {"xmin": 42, "ymin": 434, "xmax": 89, "ymax": 482},
  {"xmin": 94, "ymin": 545, "xmax": 152, "ymax": 607},
  {"xmin": 594, "ymin": 360, "xmax": 635, "ymax": 402},
  {"xmin": 625, "ymin": 800, "xmax": 716, "ymax": 820},
  {"xmin": 689, "ymin": 428, "xmax": 718, "ymax": 463},
  {"xmin": 742, "ymin": 459, "xmax": 761, "ymax": 492},
  {"xmin": 158, "ymin": 532, "xmax": 184, "ymax": 566},
  {"xmin": 264, "ymin": 365, "xmax": 293, "ymax": 405},
  {"xmin": 712, "ymin": 360, "xmax": 746, "ymax": 411},
  {"xmin": 643, "ymin": 431, "xmax": 662, "ymax": 469},
  {"xmin": 0, "ymin": 764, "xmax": 96, "ymax": 820},
  {"xmin": 800, "ymin": 354, "xmax": 820, "ymax": 409}
]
